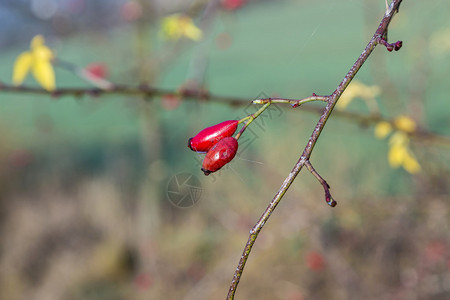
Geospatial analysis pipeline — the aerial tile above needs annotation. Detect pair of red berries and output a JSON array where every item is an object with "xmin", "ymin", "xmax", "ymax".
[{"xmin": 188, "ymin": 120, "xmax": 239, "ymax": 175}]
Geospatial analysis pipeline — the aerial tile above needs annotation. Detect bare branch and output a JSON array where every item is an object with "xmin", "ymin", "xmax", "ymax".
[{"xmin": 226, "ymin": 0, "xmax": 405, "ymax": 298}]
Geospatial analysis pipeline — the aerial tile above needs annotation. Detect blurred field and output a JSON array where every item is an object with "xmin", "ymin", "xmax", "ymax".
[{"xmin": 0, "ymin": 0, "xmax": 449, "ymax": 299}]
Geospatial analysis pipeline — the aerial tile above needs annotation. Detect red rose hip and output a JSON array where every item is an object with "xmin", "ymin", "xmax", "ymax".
[
  {"xmin": 188, "ymin": 120, "xmax": 239, "ymax": 152},
  {"xmin": 201, "ymin": 137, "xmax": 238, "ymax": 175}
]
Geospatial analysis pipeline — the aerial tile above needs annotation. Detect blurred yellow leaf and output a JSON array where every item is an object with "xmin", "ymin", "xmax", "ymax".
[
  {"xmin": 11, "ymin": 35, "xmax": 55, "ymax": 91},
  {"xmin": 337, "ymin": 88, "xmax": 356, "ymax": 109},
  {"xmin": 32, "ymin": 60, "xmax": 55, "ymax": 91},
  {"xmin": 12, "ymin": 52, "xmax": 33, "ymax": 85},
  {"xmin": 387, "ymin": 131, "xmax": 421, "ymax": 173},
  {"xmin": 161, "ymin": 15, "xmax": 182, "ymax": 40},
  {"xmin": 389, "ymin": 131, "xmax": 409, "ymax": 146},
  {"xmin": 374, "ymin": 121, "xmax": 392, "ymax": 139},
  {"xmin": 161, "ymin": 14, "xmax": 202, "ymax": 41},
  {"xmin": 388, "ymin": 143, "xmax": 406, "ymax": 168},
  {"xmin": 31, "ymin": 35, "xmax": 45, "ymax": 49},
  {"xmin": 394, "ymin": 115, "xmax": 416, "ymax": 133},
  {"xmin": 337, "ymin": 81, "xmax": 380, "ymax": 109},
  {"xmin": 430, "ymin": 28, "xmax": 450, "ymax": 56},
  {"xmin": 183, "ymin": 21, "xmax": 202, "ymax": 41},
  {"xmin": 403, "ymin": 151, "xmax": 421, "ymax": 174}
]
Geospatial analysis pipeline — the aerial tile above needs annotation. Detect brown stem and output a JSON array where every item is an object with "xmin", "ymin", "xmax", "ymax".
[
  {"xmin": 305, "ymin": 160, "xmax": 337, "ymax": 207},
  {"xmin": 0, "ymin": 87, "xmax": 448, "ymax": 148},
  {"xmin": 226, "ymin": 0, "xmax": 404, "ymax": 298}
]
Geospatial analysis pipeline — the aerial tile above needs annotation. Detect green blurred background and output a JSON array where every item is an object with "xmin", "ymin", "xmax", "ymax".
[{"xmin": 0, "ymin": 0, "xmax": 449, "ymax": 299}]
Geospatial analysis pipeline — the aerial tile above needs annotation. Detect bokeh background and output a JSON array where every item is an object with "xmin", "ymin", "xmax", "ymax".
[{"xmin": 0, "ymin": 0, "xmax": 449, "ymax": 299}]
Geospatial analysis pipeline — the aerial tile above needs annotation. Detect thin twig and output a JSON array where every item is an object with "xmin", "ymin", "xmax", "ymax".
[
  {"xmin": 305, "ymin": 160, "xmax": 337, "ymax": 207},
  {"xmin": 226, "ymin": 0, "xmax": 404, "ymax": 298},
  {"xmin": 252, "ymin": 95, "xmax": 328, "ymax": 107},
  {"xmin": 235, "ymin": 102, "xmax": 271, "ymax": 140}
]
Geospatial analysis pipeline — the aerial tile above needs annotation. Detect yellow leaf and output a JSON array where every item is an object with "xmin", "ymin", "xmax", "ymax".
[
  {"xmin": 12, "ymin": 35, "xmax": 56, "ymax": 90},
  {"xmin": 387, "ymin": 131, "xmax": 421, "ymax": 173},
  {"xmin": 31, "ymin": 35, "xmax": 45, "ymax": 49},
  {"xmin": 374, "ymin": 121, "xmax": 392, "ymax": 139},
  {"xmin": 352, "ymin": 81, "xmax": 381, "ymax": 99},
  {"xmin": 337, "ymin": 81, "xmax": 380, "ymax": 109},
  {"xmin": 183, "ymin": 21, "xmax": 202, "ymax": 41},
  {"xmin": 389, "ymin": 131, "xmax": 409, "ymax": 146},
  {"xmin": 32, "ymin": 60, "xmax": 55, "ymax": 91},
  {"xmin": 12, "ymin": 52, "xmax": 33, "ymax": 85},
  {"xmin": 336, "ymin": 89, "xmax": 356, "ymax": 109},
  {"xmin": 160, "ymin": 14, "xmax": 202, "ymax": 41},
  {"xmin": 394, "ymin": 115, "xmax": 416, "ymax": 133},
  {"xmin": 161, "ymin": 14, "xmax": 183, "ymax": 40},
  {"xmin": 402, "ymin": 151, "xmax": 421, "ymax": 174},
  {"xmin": 388, "ymin": 143, "xmax": 407, "ymax": 168},
  {"xmin": 33, "ymin": 45, "xmax": 53, "ymax": 62}
]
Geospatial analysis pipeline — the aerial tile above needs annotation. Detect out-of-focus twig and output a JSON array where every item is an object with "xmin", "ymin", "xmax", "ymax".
[{"xmin": 0, "ymin": 80, "xmax": 448, "ymax": 147}]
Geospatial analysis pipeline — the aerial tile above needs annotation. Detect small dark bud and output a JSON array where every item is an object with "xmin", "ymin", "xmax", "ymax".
[
  {"xmin": 88, "ymin": 89, "xmax": 101, "ymax": 97},
  {"xmin": 326, "ymin": 194, "xmax": 337, "ymax": 207},
  {"xmin": 325, "ymin": 189, "xmax": 337, "ymax": 207},
  {"xmin": 51, "ymin": 90, "xmax": 61, "ymax": 99}
]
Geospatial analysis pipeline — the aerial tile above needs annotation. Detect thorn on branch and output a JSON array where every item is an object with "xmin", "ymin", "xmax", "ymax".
[
  {"xmin": 87, "ymin": 88, "xmax": 102, "ymax": 97},
  {"xmin": 50, "ymin": 90, "xmax": 62, "ymax": 99},
  {"xmin": 178, "ymin": 81, "xmax": 210, "ymax": 101},
  {"xmin": 378, "ymin": 38, "xmax": 403, "ymax": 52},
  {"xmin": 138, "ymin": 83, "xmax": 150, "ymax": 91},
  {"xmin": 305, "ymin": 160, "xmax": 337, "ymax": 207}
]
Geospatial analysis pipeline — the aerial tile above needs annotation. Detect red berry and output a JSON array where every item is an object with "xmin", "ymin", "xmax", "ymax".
[
  {"xmin": 305, "ymin": 251, "xmax": 325, "ymax": 271},
  {"xmin": 85, "ymin": 62, "xmax": 108, "ymax": 79},
  {"xmin": 201, "ymin": 137, "xmax": 238, "ymax": 175},
  {"xmin": 188, "ymin": 120, "xmax": 239, "ymax": 152},
  {"xmin": 222, "ymin": 0, "xmax": 245, "ymax": 11},
  {"xmin": 134, "ymin": 272, "xmax": 153, "ymax": 290},
  {"xmin": 161, "ymin": 94, "xmax": 181, "ymax": 110}
]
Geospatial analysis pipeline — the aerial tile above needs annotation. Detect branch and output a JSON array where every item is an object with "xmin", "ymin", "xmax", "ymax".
[
  {"xmin": 0, "ymin": 81, "xmax": 246, "ymax": 106},
  {"xmin": 0, "ymin": 82, "xmax": 448, "ymax": 148},
  {"xmin": 226, "ymin": 0, "xmax": 404, "ymax": 298}
]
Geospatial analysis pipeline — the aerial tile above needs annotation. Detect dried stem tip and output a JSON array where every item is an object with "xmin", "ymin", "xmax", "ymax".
[{"xmin": 305, "ymin": 160, "xmax": 337, "ymax": 207}]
